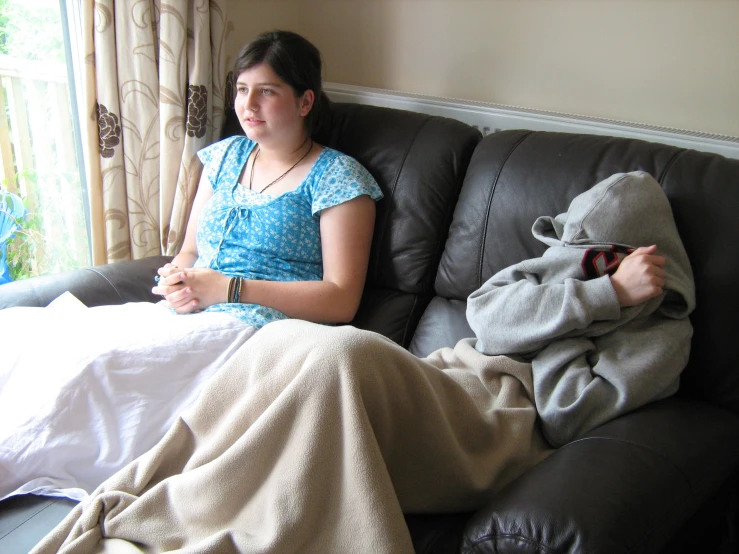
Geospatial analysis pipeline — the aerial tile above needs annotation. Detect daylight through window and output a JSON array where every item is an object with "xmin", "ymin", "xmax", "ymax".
[{"xmin": 0, "ymin": 0, "xmax": 89, "ymax": 282}]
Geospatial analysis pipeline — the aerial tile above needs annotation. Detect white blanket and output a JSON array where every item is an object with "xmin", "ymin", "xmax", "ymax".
[
  {"xmin": 0, "ymin": 293, "xmax": 255, "ymax": 500},
  {"xmin": 34, "ymin": 320, "xmax": 553, "ymax": 554}
]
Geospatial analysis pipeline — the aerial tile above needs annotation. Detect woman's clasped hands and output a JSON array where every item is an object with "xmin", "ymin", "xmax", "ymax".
[{"xmin": 153, "ymin": 263, "xmax": 231, "ymax": 314}]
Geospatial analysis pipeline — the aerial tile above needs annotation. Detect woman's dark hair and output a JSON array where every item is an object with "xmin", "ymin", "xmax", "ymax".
[{"xmin": 234, "ymin": 30, "xmax": 325, "ymax": 135}]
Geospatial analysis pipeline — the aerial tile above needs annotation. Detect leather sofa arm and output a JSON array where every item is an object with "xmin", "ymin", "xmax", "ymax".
[
  {"xmin": 460, "ymin": 398, "xmax": 739, "ymax": 553},
  {"xmin": 0, "ymin": 256, "xmax": 172, "ymax": 309}
]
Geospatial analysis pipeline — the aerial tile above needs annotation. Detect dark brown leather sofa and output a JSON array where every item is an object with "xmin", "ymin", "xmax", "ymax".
[{"xmin": 2, "ymin": 102, "xmax": 738, "ymax": 553}]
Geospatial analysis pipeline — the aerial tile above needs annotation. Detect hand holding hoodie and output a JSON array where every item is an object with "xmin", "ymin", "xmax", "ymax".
[{"xmin": 466, "ymin": 171, "xmax": 695, "ymax": 447}]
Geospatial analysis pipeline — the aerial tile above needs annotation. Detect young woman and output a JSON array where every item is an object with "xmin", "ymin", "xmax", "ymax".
[
  {"xmin": 152, "ymin": 30, "xmax": 379, "ymax": 326},
  {"xmin": 0, "ymin": 30, "xmax": 383, "ymax": 502}
]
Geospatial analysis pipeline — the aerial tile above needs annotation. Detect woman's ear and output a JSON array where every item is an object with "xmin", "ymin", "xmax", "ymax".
[{"xmin": 299, "ymin": 90, "xmax": 315, "ymax": 117}]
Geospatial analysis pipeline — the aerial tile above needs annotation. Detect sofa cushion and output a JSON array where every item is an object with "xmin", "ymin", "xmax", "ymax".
[
  {"xmin": 409, "ymin": 297, "xmax": 473, "ymax": 358},
  {"xmin": 661, "ymin": 149, "xmax": 739, "ymax": 413},
  {"xmin": 317, "ymin": 103, "xmax": 481, "ymax": 346}
]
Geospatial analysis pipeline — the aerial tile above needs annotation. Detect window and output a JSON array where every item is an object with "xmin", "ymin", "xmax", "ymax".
[{"xmin": 0, "ymin": 0, "xmax": 89, "ymax": 282}]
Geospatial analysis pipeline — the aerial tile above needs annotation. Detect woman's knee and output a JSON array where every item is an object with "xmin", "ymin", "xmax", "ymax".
[
  {"xmin": 259, "ymin": 321, "xmax": 393, "ymax": 381},
  {"xmin": 259, "ymin": 320, "xmax": 386, "ymax": 355}
]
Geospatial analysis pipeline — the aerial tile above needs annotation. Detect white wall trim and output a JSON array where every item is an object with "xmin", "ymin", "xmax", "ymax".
[{"xmin": 324, "ymin": 82, "xmax": 739, "ymax": 161}]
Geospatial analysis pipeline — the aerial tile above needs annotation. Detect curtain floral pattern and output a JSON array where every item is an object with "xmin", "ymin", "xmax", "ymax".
[{"xmin": 80, "ymin": 0, "xmax": 229, "ymax": 264}]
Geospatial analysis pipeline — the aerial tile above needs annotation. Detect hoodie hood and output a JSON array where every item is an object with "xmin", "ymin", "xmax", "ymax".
[{"xmin": 532, "ymin": 171, "xmax": 695, "ymax": 318}]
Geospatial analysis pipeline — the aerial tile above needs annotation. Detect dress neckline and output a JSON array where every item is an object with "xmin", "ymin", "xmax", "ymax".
[{"xmin": 233, "ymin": 140, "xmax": 329, "ymax": 203}]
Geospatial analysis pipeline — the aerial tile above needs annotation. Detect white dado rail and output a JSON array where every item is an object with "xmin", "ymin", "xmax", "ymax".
[{"xmin": 324, "ymin": 82, "xmax": 739, "ymax": 161}]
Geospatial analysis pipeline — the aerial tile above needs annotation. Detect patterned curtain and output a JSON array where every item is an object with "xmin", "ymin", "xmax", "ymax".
[{"xmin": 79, "ymin": 0, "xmax": 229, "ymax": 264}]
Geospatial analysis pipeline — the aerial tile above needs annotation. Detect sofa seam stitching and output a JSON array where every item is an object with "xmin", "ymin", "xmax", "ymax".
[
  {"xmin": 401, "ymin": 294, "xmax": 420, "ymax": 347},
  {"xmin": 477, "ymin": 130, "xmax": 534, "ymax": 289},
  {"xmin": 371, "ymin": 116, "xmax": 432, "ymax": 285},
  {"xmin": 424, "ymin": 122, "xmax": 474, "ymax": 303},
  {"xmin": 86, "ymin": 267, "xmax": 124, "ymax": 303},
  {"xmin": 431, "ymin": 134, "xmax": 477, "ymax": 298},
  {"xmin": 656, "ymin": 148, "xmax": 686, "ymax": 183},
  {"xmin": 464, "ymin": 531, "xmax": 558, "ymax": 553},
  {"xmin": 563, "ymin": 435, "xmax": 694, "ymax": 492}
]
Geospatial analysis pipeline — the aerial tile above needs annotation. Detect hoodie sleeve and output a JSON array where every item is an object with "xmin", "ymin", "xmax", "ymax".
[
  {"xmin": 467, "ymin": 262, "xmax": 622, "ymax": 356},
  {"xmin": 532, "ymin": 316, "xmax": 692, "ymax": 447}
]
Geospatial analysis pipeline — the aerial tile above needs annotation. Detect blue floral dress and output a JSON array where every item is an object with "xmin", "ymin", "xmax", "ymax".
[{"xmin": 193, "ymin": 136, "xmax": 383, "ymax": 328}]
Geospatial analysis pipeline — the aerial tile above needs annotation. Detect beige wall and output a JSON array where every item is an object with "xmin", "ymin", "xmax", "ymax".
[{"xmin": 226, "ymin": 0, "xmax": 739, "ymax": 137}]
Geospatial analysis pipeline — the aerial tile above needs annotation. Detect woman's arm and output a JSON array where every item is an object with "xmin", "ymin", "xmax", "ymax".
[
  {"xmin": 171, "ymin": 175, "xmax": 212, "ymax": 268},
  {"xmin": 160, "ymin": 195, "xmax": 377, "ymax": 322},
  {"xmin": 153, "ymin": 170, "xmax": 212, "ymax": 286}
]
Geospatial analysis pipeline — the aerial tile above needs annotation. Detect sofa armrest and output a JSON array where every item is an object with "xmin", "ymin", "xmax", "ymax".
[
  {"xmin": 460, "ymin": 398, "xmax": 739, "ymax": 554},
  {"xmin": 0, "ymin": 256, "xmax": 172, "ymax": 309}
]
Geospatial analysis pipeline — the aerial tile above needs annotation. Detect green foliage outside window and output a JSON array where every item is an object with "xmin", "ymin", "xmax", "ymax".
[
  {"xmin": 0, "ymin": 0, "xmax": 90, "ymax": 281},
  {"xmin": 3, "ymin": 169, "xmax": 87, "ymax": 280},
  {"xmin": 0, "ymin": 0, "xmax": 65, "ymax": 62}
]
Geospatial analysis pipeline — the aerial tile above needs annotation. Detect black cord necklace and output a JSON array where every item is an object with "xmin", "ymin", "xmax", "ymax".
[{"xmin": 249, "ymin": 137, "xmax": 313, "ymax": 194}]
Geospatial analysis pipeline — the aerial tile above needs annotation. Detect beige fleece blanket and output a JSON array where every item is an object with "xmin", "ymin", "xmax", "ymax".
[{"xmin": 33, "ymin": 320, "xmax": 553, "ymax": 554}]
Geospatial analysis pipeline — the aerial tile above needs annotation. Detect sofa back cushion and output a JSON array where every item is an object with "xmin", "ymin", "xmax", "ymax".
[
  {"xmin": 411, "ymin": 130, "xmax": 739, "ymax": 414},
  {"xmin": 316, "ymin": 103, "xmax": 480, "ymax": 346}
]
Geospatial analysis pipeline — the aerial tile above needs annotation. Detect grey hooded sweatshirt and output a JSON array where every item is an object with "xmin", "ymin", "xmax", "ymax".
[{"xmin": 466, "ymin": 171, "xmax": 695, "ymax": 448}]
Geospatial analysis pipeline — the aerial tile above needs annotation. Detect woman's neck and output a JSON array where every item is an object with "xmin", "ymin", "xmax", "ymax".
[{"xmin": 256, "ymin": 133, "xmax": 311, "ymax": 165}]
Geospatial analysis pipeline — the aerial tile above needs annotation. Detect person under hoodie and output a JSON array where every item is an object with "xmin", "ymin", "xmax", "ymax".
[{"xmin": 467, "ymin": 170, "xmax": 696, "ymax": 447}]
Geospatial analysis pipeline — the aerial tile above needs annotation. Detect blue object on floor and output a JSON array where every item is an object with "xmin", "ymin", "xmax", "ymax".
[{"xmin": 0, "ymin": 190, "xmax": 26, "ymax": 285}]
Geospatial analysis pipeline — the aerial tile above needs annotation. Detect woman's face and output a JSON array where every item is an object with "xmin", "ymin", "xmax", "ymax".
[{"xmin": 235, "ymin": 63, "xmax": 314, "ymax": 146}]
